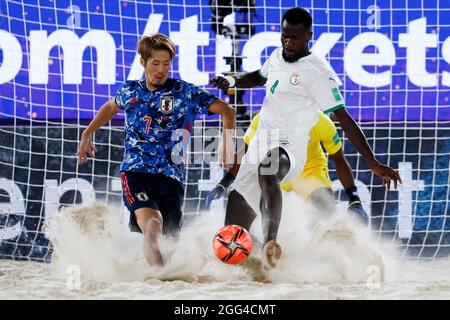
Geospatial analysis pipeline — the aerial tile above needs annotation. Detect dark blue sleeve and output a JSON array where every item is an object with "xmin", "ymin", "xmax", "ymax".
[
  {"xmin": 188, "ymin": 84, "xmax": 217, "ymax": 115},
  {"xmin": 114, "ymin": 81, "xmax": 133, "ymax": 110}
]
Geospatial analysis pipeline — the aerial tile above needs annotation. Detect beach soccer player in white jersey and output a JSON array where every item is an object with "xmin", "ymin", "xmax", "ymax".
[{"xmin": 209, "ymin": 7, "xmax": 402, "ymax": 269}]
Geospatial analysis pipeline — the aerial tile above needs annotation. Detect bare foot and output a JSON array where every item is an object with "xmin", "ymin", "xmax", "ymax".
[{"xmin": 262, "ymin": 240, "xmax": 282, "ymax": 270}]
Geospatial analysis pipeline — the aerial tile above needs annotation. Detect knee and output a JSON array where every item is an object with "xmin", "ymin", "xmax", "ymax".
[
  {"xmin": 258, "ymin": 149, "xmax": 290, "ymax": 183},
  {"xmin": 276, "ymin": 150, "xmax": 291, "ymax": 181},
  {"xmin": 258, "ymin": 171, "xmax": 280, "ymax": 192},
  {"xmin": 258, "ymin": 156, "xmax": 280, "ymax": 179},
  {"xmin": 258, "ymin": 159, "xmax": 278, "ymax": 182}
]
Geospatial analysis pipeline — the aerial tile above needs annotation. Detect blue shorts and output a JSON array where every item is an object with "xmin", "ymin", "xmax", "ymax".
[{"xmin": 120, "ymin": 171, "xmax": 184, "ymax": 236}]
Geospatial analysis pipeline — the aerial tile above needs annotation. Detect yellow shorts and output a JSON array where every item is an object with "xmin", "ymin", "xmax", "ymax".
[{"xmin": 280, "ymin": 165, "xmax": 333, "ymax": 200}]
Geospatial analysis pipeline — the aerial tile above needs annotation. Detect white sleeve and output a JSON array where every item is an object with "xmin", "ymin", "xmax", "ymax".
[
  {"xmin": 307, "ymin": 71, "xmax": 346, "ymax": 114},
  {"xmin": 259, "ymin": 52, "xmax": 273, "ymax": 79}
]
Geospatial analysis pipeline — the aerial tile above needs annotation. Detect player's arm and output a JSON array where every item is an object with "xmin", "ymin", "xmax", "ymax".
[
  {"xmin": 309, "ymin": 72, "xmax": 401, "ymax": 191},
  {"xmin": 329, "ymin": 148, "xmax": 355, "ymax": 189},
  {"xmin": 329, "ymin": 148, "xmax": 369, "ymax": 222},
  {"xmin": 77, "ymin": 99, "xmax": 119, "ymax": 164},
  {"xmin": 205, "ymin": 111, "xmax": 258, "ymax": 208},
  {"xmin": 208, "ymin": 99, "xmax": 236, "ymax": 168},
  {"xmin": 209, "ymin": 70, "xmax": 267, "ymax": 90},
  {"xmin": 318, "ymin": 113, "xmax": 354, "ymax": 189},
  {"xmin": 224, "ymin": 112, "xmax": 257, "ymax": 176},
  {"xmin": 318, "ymin": 114, "xmax": 368, "ymax": 221},
  {"xmin": 333, "ymin": 108, "xmax": 402, "ymax": 190},
  {"xmin": 210, "ymin": 50, "xmax": 273, "ymax": 90},
  {"xmin": 206, "ymin": 111, "xmax": 258, "ymax": 210},
  {"xmin": 205, "ymin": 143, "xmax": 248, "ymax": 209}
]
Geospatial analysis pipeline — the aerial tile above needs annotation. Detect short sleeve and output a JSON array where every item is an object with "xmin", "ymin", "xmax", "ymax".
[
  {"xmin": 317, "ymin": 113, "xmax": 342, "ymax": 155},
  {"xmin": 189, "ymin": 85, "xmax": 217, "ymax": 115},
  {"xmin": 114, "ymin": 81, "xmax": 132, "ymax": 110},
  {"xmin": 259, "ymin": 57, "xmax": 270, "ymax": 79},
  {"xmin": 243, "ymin": 113, "xmax": 260, "ymax": 145},
  {"xmin": 308, "ymin": 72, "xmax": 346, "ymax": 114}
]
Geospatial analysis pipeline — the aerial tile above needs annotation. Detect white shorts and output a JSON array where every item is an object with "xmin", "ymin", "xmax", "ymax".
[{"xmin": 229, "ymin": 135, "xmax": 308, "ymax": 215}]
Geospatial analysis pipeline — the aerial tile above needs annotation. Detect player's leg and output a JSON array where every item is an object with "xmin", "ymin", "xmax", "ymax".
[
  {"xmin": 345, "ymin": 186, "xmax": 369, "ymax": 224},
  {"xmin": 153, "ymin": 174, "xmax": 184, "ymax": 239},
  {"xmin": 224, "ymin": 190, "xmax": 264, "ymax": 255},
  {"xmin": 258, "ymin": 147, "xmax": 290, "ymax": 268},
  {"xmin": 258, "ymin": 147, "xmax": 290, "ymax": 244},
  {"xmin": 121, "ymin": 171, "xmax": 167, "ymax": 267},
  {"xmin": 134, "ymin": 208, "xmax": 165, "ymax": 267},
  {"xmin": 224, "ymin": 148, "xmax": 264, "ymax": 246},
  {"xmin": 225, "ymin": 190, "xmax": 257, "ymax": 231},
  {"xmin": 292, "ymin": 167, "xmax": 336, "ymax": 212}
]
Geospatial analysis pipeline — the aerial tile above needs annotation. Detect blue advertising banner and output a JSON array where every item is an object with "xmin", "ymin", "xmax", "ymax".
[{"xmin": 0, "ymin": 0, "xmax": 449, "ymax": 122}]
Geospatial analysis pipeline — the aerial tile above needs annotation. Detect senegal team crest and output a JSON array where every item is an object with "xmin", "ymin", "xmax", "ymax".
[
  {"xmin": 160, "ymin": 96, "xmax": 174, "ymax": 114},
  {"xmin": 290, "ymin": 73, "xmax": 300, "ymax": 85}
]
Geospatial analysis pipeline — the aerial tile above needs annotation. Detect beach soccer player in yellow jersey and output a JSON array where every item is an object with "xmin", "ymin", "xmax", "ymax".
[
  {"xmin": 209, "ymin": 7, "xmax": 401, "ymax": 269},
  {"xmin": 205, "ymin": 111, "xmax": 369, "ymax": 221}
]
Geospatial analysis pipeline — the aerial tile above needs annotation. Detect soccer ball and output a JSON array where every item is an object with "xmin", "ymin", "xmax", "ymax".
[{"xmin": 212, "ymin": 225, "xmax": 253, "ymax": 264}]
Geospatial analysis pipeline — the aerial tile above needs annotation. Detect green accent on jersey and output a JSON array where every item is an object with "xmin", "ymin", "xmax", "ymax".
[
  {"xmin": 323, "ymin": 104, "xmax": 346, "ymax": 114},
  {"xmin": 270, "ymin": 80, "xmax": 279, "ymax": 94},
  {"xmin": 332, "ymin": 132, "xmax": 341, "ymax": 145},
  {"xmin": 331, "ymin": 87, "xmax": 343, "ymax": 102}
]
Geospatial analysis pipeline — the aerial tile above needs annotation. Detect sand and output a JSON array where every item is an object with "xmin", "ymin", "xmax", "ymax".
[{"xmin": 1, "ymin": 193, "xmax": 450, "ymax": 300}]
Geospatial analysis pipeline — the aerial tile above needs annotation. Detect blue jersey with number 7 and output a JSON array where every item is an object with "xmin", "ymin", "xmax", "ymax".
[{"xmin": 114, "ymin": 78, "xmax": 217, "ymax": 183}]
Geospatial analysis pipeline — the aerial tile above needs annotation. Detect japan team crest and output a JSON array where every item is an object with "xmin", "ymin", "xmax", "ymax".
[
  {"xmin": 290, "ymin": 73, "xmax": 300, "ymax": 85},
  {"xmin": 160, "ymin": 96, "xmax": 174, "ymax": 114},
  {"xmin": 135, "ymin": 191, "xmax": 149, "ymax": 201}
]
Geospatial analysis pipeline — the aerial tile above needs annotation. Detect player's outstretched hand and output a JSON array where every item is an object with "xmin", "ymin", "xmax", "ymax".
[
  {"xmin": 205, "ymin": 185, "xmax": 226, "ymax": 209},
  {"xmin": 76, "ymin": 132, "xmax": 96, "ymax": 164},
  {"xmin": 209, "ymin": 76, "xmax": 230, "ymax": 90},
  {"xmin": 371, "ymin": 162, "xmax": 402, "ymax": 191}
]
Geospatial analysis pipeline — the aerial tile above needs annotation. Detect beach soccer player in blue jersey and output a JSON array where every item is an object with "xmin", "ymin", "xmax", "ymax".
[{"xmin": 77, "ymin": 33, "xmax": 236, "ymax": 267}]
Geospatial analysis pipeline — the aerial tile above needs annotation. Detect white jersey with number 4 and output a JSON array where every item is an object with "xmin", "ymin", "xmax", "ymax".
[
  {"xmin": 257, "ymin": 47, "xmax": 345, "ymax": 146},
  {"xmin": 230, "ymin": 48, "xmax": 347, "ymax": 214}
]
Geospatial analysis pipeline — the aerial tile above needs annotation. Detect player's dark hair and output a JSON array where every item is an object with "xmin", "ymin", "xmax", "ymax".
[
  {"xmin": 281, "ymin": 7, "xmax": 312, "ymax": 30},
  {"xmin": 138, "ymin": 33, "xmax": 176, "ymax": 64}
]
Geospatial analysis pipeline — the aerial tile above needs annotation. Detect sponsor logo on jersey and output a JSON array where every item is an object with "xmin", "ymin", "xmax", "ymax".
[
  {"xmin": 135, "ymin": 191, "xmax": 149, "ymax": 201},
  {"xmin": 160, "ymin": 96, "xmax": 174, "ymax": 114},
  {"xmin": 290, "ymin": 73, "xmax": 300, "ymax": 85}
]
